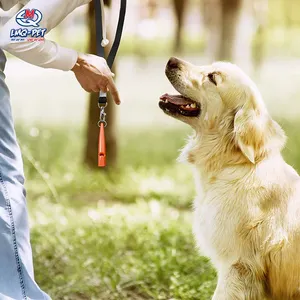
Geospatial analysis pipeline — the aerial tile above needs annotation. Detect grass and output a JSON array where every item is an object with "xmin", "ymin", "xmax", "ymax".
[
  {"xmin": 15, "ymin": 117, "xmax": 300, "ymax": 299},
  {"xmin": 18, "ymin": 126, "xmax": 195, "ymax": 209},
  {"xmin": 30, "ymin": 201, "xmax": 216, "ymax": 300}
]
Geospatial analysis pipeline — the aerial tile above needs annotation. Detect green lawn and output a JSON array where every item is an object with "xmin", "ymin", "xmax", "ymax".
[{"xmin": 15, "ymin": 118, "xmax": 300, "ymax": 300}]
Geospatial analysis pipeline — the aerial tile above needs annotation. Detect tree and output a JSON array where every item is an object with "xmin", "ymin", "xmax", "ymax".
[
  {"xmin": 202, "ymin": 0, "xmax": 243, "ymax": 62},
  {"xmin": 84, "ymin": 0, "xmax": 118, "ymax": 169},
  {"xmin": 172, "ymin": 0, "xmax": 188, "ymax": 53},
  {"xmin": 202, "ymin": 0, "xmax": 267, "ymax": 73}
]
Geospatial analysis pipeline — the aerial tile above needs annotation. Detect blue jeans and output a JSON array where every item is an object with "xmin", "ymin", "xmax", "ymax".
[{"xmin": 0, "ymin": 49, "xmax": 50, "ymax": 300}]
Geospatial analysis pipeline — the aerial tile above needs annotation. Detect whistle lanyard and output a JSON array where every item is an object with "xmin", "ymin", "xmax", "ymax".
[{"xmin": 94, "ymin": 0, "xmax": 127, "ymax": 167}]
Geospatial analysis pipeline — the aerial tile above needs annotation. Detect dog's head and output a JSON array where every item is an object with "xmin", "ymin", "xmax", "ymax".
[{"xmin": 159, "ymin": 57, "xmax": 286, "ymax": 166}]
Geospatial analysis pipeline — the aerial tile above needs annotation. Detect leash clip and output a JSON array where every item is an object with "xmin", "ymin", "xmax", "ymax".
[{"xmin": 98, "ymin": 103, "xmax": 107, "ymax": 128}]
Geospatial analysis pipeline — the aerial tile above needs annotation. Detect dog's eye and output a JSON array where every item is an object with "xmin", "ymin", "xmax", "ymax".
[{"xmin": 208, "ymin": 72, "xmax": 217, "ymax": 86}]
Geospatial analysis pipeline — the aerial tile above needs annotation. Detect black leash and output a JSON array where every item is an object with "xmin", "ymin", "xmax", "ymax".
[{"xmin": 94, "ymin": 0, "xmax": 127, "ymax": 167}]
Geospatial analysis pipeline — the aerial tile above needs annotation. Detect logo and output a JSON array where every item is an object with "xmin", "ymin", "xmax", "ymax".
[
  {"xmin": 10, "ymin": 9, "xmax": 47, "ymax": 42},
  {"xmin": 16, "ymin": 9, "xmax": 42, "ymax": 27}
]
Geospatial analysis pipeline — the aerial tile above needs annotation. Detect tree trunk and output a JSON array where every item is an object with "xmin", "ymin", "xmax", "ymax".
[
  {"xmin": 202, "ymin": 0, "xmax": 222, "ymax": 61},
  {"xmin": 84, "ymin": 0, "xmax": 118, "ymax": 169},
  {"xmin": 172, "ymin": 0, "xmax": 187, "ymax": 53},
  {"xmin": 219, "ymin": 0, "xmax": 243, "ymax": 61},
  {"xmin": 202, "ymin": 0, "xmax": 243, "ymax": 62},
  {"xmin": 203, "ymin": 0, "xmax": 267, "ymax": 74}
]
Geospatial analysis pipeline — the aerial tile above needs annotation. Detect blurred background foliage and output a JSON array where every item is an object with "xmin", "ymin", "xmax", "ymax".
[{"xmin": 2, "ymin": 0, "xmax": 300, "ymax": 298}]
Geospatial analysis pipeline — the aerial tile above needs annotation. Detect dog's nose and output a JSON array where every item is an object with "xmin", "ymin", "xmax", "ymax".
[{"xmin": 167, "ymin": 57, "xmax": 180, "ymax": 69}]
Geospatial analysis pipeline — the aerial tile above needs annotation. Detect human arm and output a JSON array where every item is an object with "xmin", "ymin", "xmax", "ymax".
[
  {"xmin": 0, "ymin": 0, "xmax": 121, "ymax": 104},
  {"xmin": 0, "ymin": 0, "xmax": 92, "ymax": 70}
]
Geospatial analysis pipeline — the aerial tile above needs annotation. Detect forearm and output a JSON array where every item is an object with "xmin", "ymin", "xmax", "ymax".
[
  {"xmin": 2, "ymin": 39, "xmax": 79, "ymax": 71},
  {"xmin": 0, "ymin": 0, "xmax": 91, "ymax": 71}
]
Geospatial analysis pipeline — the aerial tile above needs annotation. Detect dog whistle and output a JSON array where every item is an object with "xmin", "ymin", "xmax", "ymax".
[{"xmin": 98, "ymin": 122, "xmax": 106, "ymax": 167}]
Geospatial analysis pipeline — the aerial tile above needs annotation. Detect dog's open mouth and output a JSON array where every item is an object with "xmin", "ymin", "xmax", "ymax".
[{"xmin": 159, "ymin": 93, "xmax": 201, "ymax": 117}]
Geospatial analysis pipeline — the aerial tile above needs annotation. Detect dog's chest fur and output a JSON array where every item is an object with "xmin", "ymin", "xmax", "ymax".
[
  {"xmin": 191, "ymin": 157, "xmax": 299, "ymax": 270},
  {"xmin": 192, "ymin": 171, "xmax": 252, "ymax": 267}
]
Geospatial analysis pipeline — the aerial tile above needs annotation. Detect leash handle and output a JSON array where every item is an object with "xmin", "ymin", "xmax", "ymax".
[
  {"xmin": 94, "ymin": 0, "xmax": 127, "ymax": 104},
  {"xmin": 94, "ymin": 0, "xmax": 127, "ymax": 69},
  {"xmin": 106, "ymin": 0, "xmax": 127, "ymax": 68}
]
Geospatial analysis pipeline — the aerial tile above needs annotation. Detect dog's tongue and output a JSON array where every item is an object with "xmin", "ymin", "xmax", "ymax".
[{"xmin": 160, "ymin": 93, "xmax": 194, "ymax": 105}]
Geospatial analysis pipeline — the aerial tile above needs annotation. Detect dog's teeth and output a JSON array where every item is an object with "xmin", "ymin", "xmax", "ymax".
[
  {"xmin": 191, "ymin": 103, "xmax": 196, "ymax": 108},
  {"xmin": 165, "ymin": 100, "xmax": 168, "ymax": 103}
]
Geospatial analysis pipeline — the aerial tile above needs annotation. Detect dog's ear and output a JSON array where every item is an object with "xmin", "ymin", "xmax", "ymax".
[{"xmin": 233, "ymin": 99, "xmax": 266, "ymax": 164}]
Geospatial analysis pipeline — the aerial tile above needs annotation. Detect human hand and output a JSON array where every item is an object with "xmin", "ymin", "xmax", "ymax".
[{"xmin": 71, "ymin": 53, "xmax": 120, "ymax": 105}]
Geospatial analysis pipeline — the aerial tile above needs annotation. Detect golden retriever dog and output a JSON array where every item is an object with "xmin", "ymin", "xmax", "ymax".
[{"xmin": 159, "ymin": 57, "xmax": 300, "ymax": 300}]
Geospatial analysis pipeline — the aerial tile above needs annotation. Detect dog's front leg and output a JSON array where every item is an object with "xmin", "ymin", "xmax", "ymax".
[{"xmin": 212, "ymin": 263, "xmax": 266, "ymax": 300}]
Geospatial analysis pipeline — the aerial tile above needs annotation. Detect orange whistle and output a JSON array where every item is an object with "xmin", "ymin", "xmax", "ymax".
[{"xmin": 98, "ymin": 122, "xmax": 106, "ymax": 167}]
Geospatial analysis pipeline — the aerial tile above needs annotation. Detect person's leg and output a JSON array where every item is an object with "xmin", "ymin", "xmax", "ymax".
[{"xmin": 0, "ymin": 49, "xmax": 51, "ymax": 300}]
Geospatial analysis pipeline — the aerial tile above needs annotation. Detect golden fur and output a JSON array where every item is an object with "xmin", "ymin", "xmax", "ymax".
[{"xmin": 164, "ymin": 58, "xmax": 300, "ymax": 299}]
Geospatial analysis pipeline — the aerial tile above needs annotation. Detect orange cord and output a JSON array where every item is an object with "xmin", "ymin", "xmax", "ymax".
[{"xmin": 98, "ymin": 122, "xmax": 106, "ymax": 167}]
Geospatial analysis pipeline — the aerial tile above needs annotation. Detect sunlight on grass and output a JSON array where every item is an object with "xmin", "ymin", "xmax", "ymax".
[
  {"xmin": 139, "ymin": 176, "xmax": 176, "ymax": 194},
  {"xmin": 30, "ymin": 198, "xmax": 216, "ymax": 300}
]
